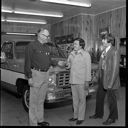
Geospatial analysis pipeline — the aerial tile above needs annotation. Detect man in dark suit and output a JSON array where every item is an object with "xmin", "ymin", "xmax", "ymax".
[{"xmin": 89, "ymin": 33, "xmax": 120, "ymax": 125}]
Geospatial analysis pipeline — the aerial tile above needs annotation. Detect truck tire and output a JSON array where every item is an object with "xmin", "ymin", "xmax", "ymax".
[
  {"xmin": 22, "ymin": 86, "xmax": 57, "ymax": 111},
  {"xmin": 22, "ymin": 85, "xmax": 29, "ymax": 112}
]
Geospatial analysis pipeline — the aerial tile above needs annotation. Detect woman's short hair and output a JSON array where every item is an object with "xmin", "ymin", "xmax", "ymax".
[{"xmin": 74, "ymin": 37, "xmax": 85, "ymax": 49}]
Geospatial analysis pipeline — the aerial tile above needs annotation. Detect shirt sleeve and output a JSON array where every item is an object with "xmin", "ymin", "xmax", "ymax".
[
  {"xmin": 85, "ymin": 52, "xmax": 91, "ymax": 81},
  {"xmin": 50, "ymin": 58, "xmax": 58, "ymax": 67},
  {"xmin": 66, "ymin": 54, "xmax": 72, "ymax": 68},
  {"xmin": 24, "ymin": 43, "xmax": 33, "ymax": 79}
]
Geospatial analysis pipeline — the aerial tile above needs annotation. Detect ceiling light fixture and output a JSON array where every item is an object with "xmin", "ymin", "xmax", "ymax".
[
  {"xmin": 14, "ymin": 10, "xmax": 63, "ymax": 17},
  {"xmin": 1, "ymin": 16, "xmax": 5, "ymax": 21},
  {"xmin": 1, "ymin": 19, "xmax": 5, "ymax": 21},
  {"xmin": 6, "ymin": 32, "xmax": 36, "ymax": 36},
  {"xmin": 2, "ymin": 7, "xmax": 63, "ymax": 17},
  {"xmin": 2, "ymin": 8, "xmax": 13, "ymax": 13},
  {"xmin": 40, "ymin": 0, "xmax": 91, "ymax": 7},
  {"xmin": 2, "ymin": 19, "xmax": 47, "ymax": 24}
]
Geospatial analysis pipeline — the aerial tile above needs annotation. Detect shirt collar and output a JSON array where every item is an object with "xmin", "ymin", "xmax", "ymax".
[
  {"xmin": 77, "ymin": 49, "xmax": 84, "ymax": 54},
  {"xmin": 101, "ymin": 45, "xmax": 111, "ymax": 58},
  {"xmin": 71, "ymin": 49, "xmax": 84, "ymax": 56},
  {"xmin": 105, "ymin": 45, "xmax": 111, "ymax": 53}
]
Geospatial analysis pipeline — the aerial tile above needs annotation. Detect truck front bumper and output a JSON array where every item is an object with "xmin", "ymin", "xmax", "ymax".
[{"xmin": 45, "ymin": 84, "xmax": 97, "ymax": 104}]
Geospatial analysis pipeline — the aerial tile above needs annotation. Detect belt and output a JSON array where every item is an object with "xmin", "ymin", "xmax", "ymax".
[{"xmin": 31, "ymin": 67, "xmax": 48, "ymax": 72}]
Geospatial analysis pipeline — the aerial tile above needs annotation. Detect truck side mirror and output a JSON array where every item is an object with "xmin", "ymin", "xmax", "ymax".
[{"xmin": 0, "ymin": 52, "xmax": 7, "ymax": 63}]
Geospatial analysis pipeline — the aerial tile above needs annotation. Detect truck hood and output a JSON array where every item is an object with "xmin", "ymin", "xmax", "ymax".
[{"xmin": 49, "ymin": 57, "xmax": 68, "ymax": 74}]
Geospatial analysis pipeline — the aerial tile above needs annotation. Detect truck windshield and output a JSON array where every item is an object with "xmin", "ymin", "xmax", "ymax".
[{"xmin": 15, "ymin": 41, "xmax": 31, "ymax": 59}]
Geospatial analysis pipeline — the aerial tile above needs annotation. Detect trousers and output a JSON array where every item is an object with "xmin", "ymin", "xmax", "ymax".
[
  {"xmin": 107, "ymin": 89, "xmax": 118, "ymax": 120},
  {"xmin": 29, "ymin": 69, "xmax": 49, "ymax": 126},
  {"xmin": 95, "ymin": 72, "xmax": 106, "ymax": 117},
  {"xmin": 95, "ymin": 70, "xmax": 118, "ymax": 119},
  {"xmin": 71, "ymin": 84, "xmax": 88, "ymax": 120}
]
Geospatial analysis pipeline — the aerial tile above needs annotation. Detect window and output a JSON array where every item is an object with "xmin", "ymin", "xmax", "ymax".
[
  {"xmin": 2, "ymin": 42, "xmax": 13, "ymax": 59},
  {"xmin": 15, "ymin": 41, "xmax": 31, "ymax": 59}
]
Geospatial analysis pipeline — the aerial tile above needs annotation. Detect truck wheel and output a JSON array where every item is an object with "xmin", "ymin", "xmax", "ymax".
[{"xmin": 22, "ymin": 86, "xmax": 29, "ymax": 112}]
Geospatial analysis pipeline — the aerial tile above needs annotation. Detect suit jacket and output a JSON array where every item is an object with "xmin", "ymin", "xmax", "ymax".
[{"xmin": 99, "ymin": 46, "xmax": 120, "ymax": 90}]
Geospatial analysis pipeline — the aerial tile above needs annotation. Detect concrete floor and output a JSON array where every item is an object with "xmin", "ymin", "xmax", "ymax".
[{"xmin": 0, "ymin": 85, "xmax": 126, "ymax": 126}]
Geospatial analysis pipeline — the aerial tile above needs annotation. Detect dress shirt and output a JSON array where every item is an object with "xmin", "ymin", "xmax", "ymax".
[
  {"xmin": 24, "ymin": 39, "xmax": 57, "ymax": 78},
  {"xmin": 67, "ymin": 49, "xmax": 91, "ymax": 84},
  {"xmin": 101, "ymin": 45, "xmax": 111, "ymax": 70},
  {"xmin": 101, "ymin": 45, "xmax": 111, "ymax": 58}
]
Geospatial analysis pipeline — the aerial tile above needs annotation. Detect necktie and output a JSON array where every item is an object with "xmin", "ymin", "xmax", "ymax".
[
  {"xmin": 102, "ymin": 51, "xmax": 106, "ymax": 70},
  {"xmin": 102, "ymin": 50, "xmax": 106, "ymax": 58}
]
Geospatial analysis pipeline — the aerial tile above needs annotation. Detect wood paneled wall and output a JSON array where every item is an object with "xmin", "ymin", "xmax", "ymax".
[
  {"xmin": 51, "ymin": 15, "xmax": 82, "ymax": 39},
  {"xmin": 81, "ymin": 15, "xmax": 95, "ymax": 50},
  {"xmin": 51, "ymin": 7, "xmax": 126, "ymax": 51},
  {"xmin": 51, "ymin": 15, "xmax": 94, "ymax": 51},
  {"xmin": 94, "ymin": 7, "xmax": 126, "ymax": 49}
]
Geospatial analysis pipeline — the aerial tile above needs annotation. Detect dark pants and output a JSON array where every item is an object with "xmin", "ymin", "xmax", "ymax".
[
  {"xmin": 107, "ymin": 89, "xmax": 118, "ymax": 120},
  {"xmin": 95, "ymin": 71, "xmax": 106, "ymax": 117},
  {"xmin": 95, "ymin": 70, "xmax": 118, "ymax": 120}
]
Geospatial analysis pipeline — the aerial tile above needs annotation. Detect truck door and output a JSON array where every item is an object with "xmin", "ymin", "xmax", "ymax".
[{"xmin": 1, "ymin": 42, "xmax": 18, "ymax": 85}]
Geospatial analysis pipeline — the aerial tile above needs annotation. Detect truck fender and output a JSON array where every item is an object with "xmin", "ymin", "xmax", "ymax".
[{"xmin": 16, "ymin": 78, "xmax": 29, "ymax": 96}]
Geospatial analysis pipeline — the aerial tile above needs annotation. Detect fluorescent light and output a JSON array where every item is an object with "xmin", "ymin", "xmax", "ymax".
[
  {"xmin": 14, "ymin": 10, "xmax": 63, "ymax": 17},
  {"xmin": 2, "ymin": 8, "xmax": 13, "ymax": 13},
  {"xmin": 5, "ymin": 19, "xmax": 47, "ymax": 24},
  {"xmin": 1, "ymin": 19, "xmax": 5, "ymax": 21},
  {"xmin": 40, "ymin": 0, "xmax": 91, "ymax": 7},
  {"xmin": 6, "ymin": 32, "xmax": 36, "ymax": 36},
  {"xmin": 2, "ymin": 7, "xmax": 63, "ymax": 17},
  {"xmin": 1, "ymin": 17, "xmax": 5, "ymax": 21}
]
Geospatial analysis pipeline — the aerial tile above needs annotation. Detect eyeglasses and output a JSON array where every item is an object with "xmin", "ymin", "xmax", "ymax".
[{"xmin": 42, "ymin": 34, "xmax": 50, "ymax": 39}]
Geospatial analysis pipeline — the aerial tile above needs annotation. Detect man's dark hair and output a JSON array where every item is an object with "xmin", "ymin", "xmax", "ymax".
[
  {"xmin": 74, "ymin": 37, "xmax": 85, "ymax": 49},
  {"xmin": 101, "ymin": 33, "xmax": 115, "ymax": 46},
  {"xmin": 35, "ymin": 28, "xmax": 43, "ymax": 36},
  {"xmin": 37, "ymin": 28, "xmax": 42, "ymax": 34},
  {"xmin": 107, "ymin": 33, "xmax": 115, "ymax": 46}
]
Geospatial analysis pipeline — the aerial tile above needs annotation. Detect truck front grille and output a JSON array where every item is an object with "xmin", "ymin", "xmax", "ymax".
[
  {"xmin": 56, "ymin": 71, "xmax": 70, "ymax": 88},
  {"xmin": 56, "ymin": 69, "xmax": 97, "ymax": 87}
]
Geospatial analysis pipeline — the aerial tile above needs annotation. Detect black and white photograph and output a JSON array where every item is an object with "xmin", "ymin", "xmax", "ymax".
[{"xmin": 1, "ymin": 0, "xmax": 126, "ymax": 126}]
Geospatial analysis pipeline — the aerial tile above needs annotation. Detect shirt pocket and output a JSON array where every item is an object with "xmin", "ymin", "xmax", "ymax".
[{"xmin": 34, "ymin": 49, "xmax": 50, "ymax": 57}]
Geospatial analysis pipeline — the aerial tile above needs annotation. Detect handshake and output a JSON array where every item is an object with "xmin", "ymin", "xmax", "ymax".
[{"xmin": 58, "ymin": 60, "xmax": 70, "ymax": 69}]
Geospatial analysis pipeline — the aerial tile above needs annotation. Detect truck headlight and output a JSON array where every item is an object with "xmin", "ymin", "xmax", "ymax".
[
  {"xmin": 48, "ymin": 74, "xmax": 56, "ymax": 91},
  {"xmin": 47, "ymin": 92, "xmax": 56, "ymax": 100}
]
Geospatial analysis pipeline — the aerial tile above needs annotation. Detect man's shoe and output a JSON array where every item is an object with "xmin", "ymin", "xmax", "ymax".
[
  {"xmin": 76, "ymin": 120, "xmax": 84, "ymax": 125},
  {"xmin": 69, "ymin": 117, "xmax": 78, "ymax": 121},
  {"xmin": 103, "ymin": 118, "xmax": 116, "ymax": 125},
  {"xmin": 38, "ymin": 121, "xmax": 50, "ymax": 126},
  {"xmin": 89, "ymin": 114, "xmax": 102, "ymax": 119}
]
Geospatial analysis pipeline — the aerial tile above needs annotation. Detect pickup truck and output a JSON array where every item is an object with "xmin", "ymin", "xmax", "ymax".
[{"xmin": 1, "ymin": 40, "xmax": 98, "ymax": 112}]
